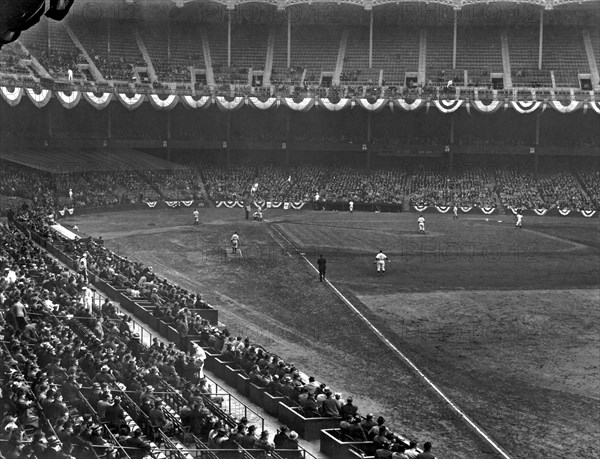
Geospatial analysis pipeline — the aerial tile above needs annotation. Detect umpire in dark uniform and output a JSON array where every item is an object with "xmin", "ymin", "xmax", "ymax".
[{"xmin": 317, "ymin": 255, "xmax": 327, "ymax": 282}]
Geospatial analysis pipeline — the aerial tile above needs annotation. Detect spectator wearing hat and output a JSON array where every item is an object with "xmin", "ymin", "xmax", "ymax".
[
  {"xmin": 373, "ymin": 426, "xmax": 391, "ymax": 449},
  {"xmin": 96, "ymin": 392, "xmax": 113, "ymax": 420},
  {"xmin": 149, "ymin": 400, "xmax": 173, "ymax": 435},
  {"xmin": 239, "ymin": 425, "xmax": 258, "ymax": 449},
  {"xmin": 254, "ymin": 430, "xmax": 275, "ymax": 452},
  {"xmin": 273, "ymin": 426, "xmax": 290, "ymax": 449},
  {"xmin": 347, "ymin": 416, "xmax": 367, "ymax": 441},
  {"xmin": 339, "ymin": 396, "xmax": 358, "ymax": 419}
]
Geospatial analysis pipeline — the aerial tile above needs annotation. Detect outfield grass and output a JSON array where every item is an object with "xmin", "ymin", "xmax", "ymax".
[{"xmin": 65, "ymin": 207, "xmax": 600, "ymax": 459}]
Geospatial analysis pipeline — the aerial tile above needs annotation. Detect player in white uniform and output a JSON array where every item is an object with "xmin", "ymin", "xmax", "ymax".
[
  {"xmin": 515, "ymin": 209, "xmax": 523, "ymax": 229},
  {"xmin": 193, "ymin": 209, "xmax": 199, "ymax": 225},
  {"xmin": 231, "ymin": 232, "xmax": 240, "ymax": 253},
  {"xmin": 453, "ymin": 205, "xmax": 458, "ymax": 219},
  {"xmin": 418, "ymin": 215, "xmax": 425, "ymax": 233},
  {"xmin": 349, "ymin": 200, "xmax": 354, "ymax": 213},
  {"xmin": 375, "ymin": 250, "xmax": 388, "ymax": 275}
]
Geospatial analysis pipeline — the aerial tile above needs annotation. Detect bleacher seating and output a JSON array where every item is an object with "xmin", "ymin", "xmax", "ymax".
[
  {"xmin": 543, "ymin": 27, "xmax": 589, "ymax": 87},
  {"xmin": 372, "ymin": 26, "xmax": 420, "ymax": 85},
  {"xmin": 508, "ymin": 26, "xmax": 553, "ymax": 88},
  {"xmin": 455, "ymin": 26, "xmax": 503, "ymax": 86}
]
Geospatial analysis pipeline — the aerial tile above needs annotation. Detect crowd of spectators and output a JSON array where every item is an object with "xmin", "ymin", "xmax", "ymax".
[
  {"xmin": 32, "ymin": 50, "xmax": 84, "ymax": 81},
  {"xmin": 496, "ymin": 168, "xmax": 594, "ymax": 210},
  {"xmin": 410, "ymin": 168, "xmax": 495, "ymax": 208},
  {"xmin": 151, "ymin": 59, "xmax": 190, "ymax": 84},
  {"xmin": 0, "ymin": 210, "xmax": 309, "ymax": 458}
]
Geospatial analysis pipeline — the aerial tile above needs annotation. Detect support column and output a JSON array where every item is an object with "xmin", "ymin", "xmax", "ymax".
[
  {"xmin": 367, "ymin": 112, "xmax": 372, "ymax": 143},
  {"xmin": 450, "ymin": 114, "xmax": 455, "ymax": 144},
  {"xmin": 167, "ymin": 18, "xmax": 171, "ymax": 61},
  {"xmin": 226, "ymin": 112, "xmax": 231, "ymax": 167},
  {"xmin": 285, "ymin": 111, "xmax": 290, "ymax": 158},
  {"xmin": 166, "ymin": 112, "xmax": 172, "ymax": 161},
  {"xmin": 452, "ymin": 9, "xmax": 457, "ymax": 70},
  {"xmin": 287, "ymin": 14, "xmax": 291, "ymax": 69},
  {"xmin": 534, "ymin": 114, "xmax": 540, "ymax": 176},
  {"xmin": 538, "ymin": 9, "xmax": 544, "ymax": 71},
  {"xmin": 228, "ymin": 10, "xmax": 232, "ymax": 68},
  {"xmin": 369, "ymin": 9, "xmax": 373, "ymax": 69}
]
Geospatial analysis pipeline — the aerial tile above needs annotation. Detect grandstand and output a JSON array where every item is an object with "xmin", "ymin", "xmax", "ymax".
[{"xmin": 1, "ymin": 1, "xmax": 599, "ymax": 459}]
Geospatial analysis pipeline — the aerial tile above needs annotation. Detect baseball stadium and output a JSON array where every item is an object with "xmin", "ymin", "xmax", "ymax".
[{"xmin": 0, "ymin": 0, "xmax": 599, "ymax": 458}]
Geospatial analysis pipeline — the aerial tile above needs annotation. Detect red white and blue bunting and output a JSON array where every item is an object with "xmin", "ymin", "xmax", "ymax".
[
  {"xmin": 435, "ymin": 205, "xmax": 451, "ymax": 213},
  {"xmin": 180, "ymin": 95, "xmax": 211, "ymax": 110},
  {"xmin": 247, "ymin": 97, "xmax": 278, "ymax": 110},
  {"xmin": 117, "ymin": 93, "xmax": 145, "ymax": 111},
  {"xmin": 165, "ymin": 201, "xmax": 180, "ymax": 207},
  {"xmin": 82, "ymin": 91, "xmax": 113, "ymax": 110},
  {"xmin": 394, "ymin": 98, "xmax": 425, "ymax": 111},
  {"xmin": 215, "ymin": 96, "xmax": 245, "ymax": 111},
  {"xmin": 146, "ymin": 201, "xmax": 157, "ymax": 208},
  {"xmin": 460, "ymin": 206, "xmax": 473, "ymax": 213},
  {"xmin": 180, "ymin": 201, "xmax": 194, "ymax": 207},
  {"xmin": 481, "ymin": 206, "xmax": 496, "ymax": 215},
  {"xmin": 319, "ymin": 97, "xmax": 351, "ymax": 111},
  {"xmin": 355, "ymin": 98, "xmax": 388, "ymax": 112},
  {"xmin": 413, "ymin": 205, "xmax": 428, "ymax": 212},
  {"xmin": 2, "ymin": 84, "xmax": 598, "ymax": 116},
  {"xmin": 282, "ymin": 97, "xmax": 315, "ymax": 112},
  {"xmin": 550, "ymin": 100, "xmax": 583, "ymax": 114},
  {"xmin": 26, "ymin": 87, "xmax": 51, "ymax": 108},
  {"xmin": 215, "ymin": 201, "xmax": 244, "ymax": 208},
  {"xmin": 266, "ymin": 202, "xmax": 281, "ymax": 208},
  {"xmin": 433, "ymin": 99, "xmax": 463, "ymax": 113},
  {"xmin": 533, "ymin": 208, "xmax": 547, "ymax": 216},
  {"xmin": 581, "ymin": 210, "xmax": 596, "ymax": 218},
  {"xmin": 148, "ymin": 94, "xmax": 179, "ymax": 111},
  {"xmin": 0, "ymin": 86, "xmax": 23, "ymax": 106},
  {"xmin": 511, "ymin": 100, "xmax": 542, "ymax": 114},
  {"xmin": 558, "ymin": 209, "xmax": 571, "ymax": 216},
  {"xmin": 471, "ymin": 100, "xmax": 503, "ymax": 114},
  {"xmin": 56, "ymin": 90, "xmax": 81, "ymax": 109}
]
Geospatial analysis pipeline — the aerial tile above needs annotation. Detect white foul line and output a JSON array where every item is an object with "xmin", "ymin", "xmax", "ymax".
[{"xmin": 271, "ymin": 224, "xmax": 513, "ymax": 459}]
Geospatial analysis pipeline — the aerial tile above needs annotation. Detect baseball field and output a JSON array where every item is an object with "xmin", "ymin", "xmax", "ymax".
[{"xmin": 63, "ymin": 207, "xmax": 600, "ymax": 459}]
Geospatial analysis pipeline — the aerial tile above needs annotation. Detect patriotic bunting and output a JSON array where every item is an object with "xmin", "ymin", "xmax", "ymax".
[
  {"xmin": 460, "ymin": 206, "xmax": 473, "ymax": 213},
  {"xmin": 472, "ymin": 100, "xmax": 503, "ymax": 113},
  {"xmin": 481, "ymin": 206, "xmax": 496, "ymax": 215},
  {"xmin": 67, "ymin": 208, "xmax": 74, "ymax": 215},
  {"xmin": 413, "ymin": 205, "xmax": 428, "ymax": 212},
  {"xmin": 435, "ymin": 205, "xmax": 451, "ymax": 213},
  {"xmin": 56, "ymin": 90, "xmax": 81, "ymax": 109},
  {"xmin": 511, "ymin": 100, "xmax": 541, "ymax": 114},
  {"xmin": 117, "ymin": 93, "xmax": 145, "ymax": 111},
  {"xmin": 146, "ymin": 201, "xmax": 157, "ymax": 208},
  {"xmin": 433, "ymin": 99, "xmax": 463, "ymax": 113},
  {"xmin": 355, "ymin": 98, "xmax": 388, "ymax": 112},
  {"xmin": 549, "ymin": 100, "xmax": 583, "ymax": 114},
  {"xmin": 395, "ymin": 98, "xmax": 425, "ymax": 111},
  {"xmin": 58, "ymin": 209, "xmax": 65, "ymax": 216},
  {"xmin": 82, "ymin": 91, "xmax": 113, "ymax": 110},
  {"xmin": 148, "ymin": 94, "xmax": 179, "ymax": 111},
  {"xmin": 289, "ymin": 202, "xmax": 305, "ymax": 210},
  {"xmin": 215, "ymin": 96, "xmax": 244, "ymax": 111},
  {"xmin": 533, "ymin": 209, "xmax": 547, "ymax": 216},
  {"xmin": 282, "ymin": 97, "xmax": 315, "ymax": 111},
  {"xmin": 270, "ymin": 202, "xmax": 282, "ymax": 208},
  {"xmin": 25, "ymin": 88, "xmax": 51, "ymax": 107},
  {"xmin": 558, "ymin": 209, "xmax": 571, "ymax": 216},
  {"xmin": 319, "ymin": 97, "xmax": 351, "ymax": 111},
  {"xmin": 0, "ymin": 86, "xmax": 23, "ymax": 106},
  {"xmin": 180, "ymin": 200, "xmax": 194, "ymax": 207},
  {"xmin": 1, "ymin": 82, "xmax": 597, "ymax": 116},
  {"xmin": 165, "ymin": 201, "xmax": 179, "ymax": 207},
  {"xmin": 581, "ymin": 210, "xmax": 596, "ymax": 218},
  {"xmin": 247, "ymin": 97, "xmax": 278, "ymax": 110},
  {"xmin": 180, "ymin": 95, "xmax": 211, "ymax": 109}
]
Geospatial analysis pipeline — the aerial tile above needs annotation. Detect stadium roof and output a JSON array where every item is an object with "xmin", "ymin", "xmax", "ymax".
[{"xmin": 162, "ymin": 0, "xmax": 599, "ymax": 10}]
